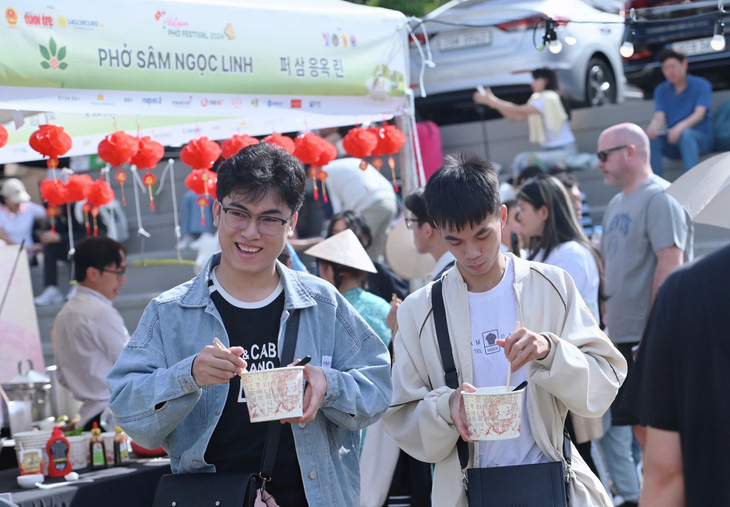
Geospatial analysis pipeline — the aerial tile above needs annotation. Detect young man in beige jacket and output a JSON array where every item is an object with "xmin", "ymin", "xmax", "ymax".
[{"xmin": 382, "ymin": 153, "xmax": 627, "ymax": 506}]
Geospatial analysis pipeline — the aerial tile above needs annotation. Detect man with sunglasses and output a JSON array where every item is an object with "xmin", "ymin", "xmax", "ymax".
[
  {"xmin": 53, "ymin": 236, "xmax": 129, "ymax": 430},
  {"xmin": 596, "ymin": 123, "xmax": 692, "ymax": 507},
  {"xmin": 108, "ymin": 143, "xmax": 392, "ymax": 506}
]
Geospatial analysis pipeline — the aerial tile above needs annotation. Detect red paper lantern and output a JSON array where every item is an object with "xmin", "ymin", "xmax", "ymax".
[
  {"xmin": 294, "ymin": 133, "xmax": 337, "ymax": 168},
  {"xmin": 142, "ymin": 172, "xmax": 157, "ymax": 212},
  {"xmin": 29, "ymin": 125, "xmax": 73, "ymax": 170},
  {"xmin": 181, "ymin": 137, "xmax": 221, "ymax": 171},
  {"xmin": 85, "ymin": 179, "xmax": 115, "ymax": 236},
  {"xmin": 40, "ymin": 179, "xmax": 69, "ymax": 233},
  {"xmin": 221, "ymin": 134, "xmax": 259, "ymax": 159},
  {"xmin": 184, "ymin": 169, "xmax": 217, "ymax": 199},
  {"xmin": 130, "ymin": 136, "xmax": 165, "ymax": 169},
  {"xmin": 0, "ymin": 125, "xmax": 8, "ymax": 149},
  {"xmin": 316, "ymin": 140, "xmax": 337, "ymax": 167},
  {"xmin": 97, "ymin": 131, "xmax": 139, "ymax": 167},
  {"xmin": 342, "ymin": 128, "xmax": 378, "ymax": 162},
  {"xmin": 294, "ymin": 133, "xmax": 325, "ymax": 166},
  {"xmin": 370, "ymin": 125, "xmax": 405, "ymax": 192},
  {"xmin": 64, "ymin": 174, "xmax": 93, "ymax": 202},
  {"xmin": 114, "ymin": 169, "xmax": 128, "ymax": 206},
  {"xmin": 263, "ymin": 133, "xmax": 295, "ymax": 154}
]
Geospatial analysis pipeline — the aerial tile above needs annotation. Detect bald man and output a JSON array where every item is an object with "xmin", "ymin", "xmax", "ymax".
[{"xmin": 595, "ymin": 123, "xmax": 692, "ymax": 507}]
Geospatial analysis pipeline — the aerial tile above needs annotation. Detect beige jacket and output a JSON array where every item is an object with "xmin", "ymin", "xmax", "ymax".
[{"xmin": 382, "ymin": 254, "xmax": 627, "ymax": 506}]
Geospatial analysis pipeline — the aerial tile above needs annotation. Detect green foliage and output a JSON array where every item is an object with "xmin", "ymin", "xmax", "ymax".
[{"xmin": 344, "ymin": 0, "xmax": 450, "ymax": 17}]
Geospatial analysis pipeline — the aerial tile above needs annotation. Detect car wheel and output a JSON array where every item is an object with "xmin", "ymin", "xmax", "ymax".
[{"xmin": 584, "ymin": 57, "xmax": 617, "ymax": 107}]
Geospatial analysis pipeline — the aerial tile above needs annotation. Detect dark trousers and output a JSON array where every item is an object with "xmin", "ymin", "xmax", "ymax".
[{"xmin": 42, "ymin": 240, "xmax": 71, "ymax": 287}]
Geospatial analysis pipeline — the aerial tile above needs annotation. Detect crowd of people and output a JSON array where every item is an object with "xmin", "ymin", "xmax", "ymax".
[{"xmin": 1, "ymin": 48, "xmax": 726, "ymax": 507}]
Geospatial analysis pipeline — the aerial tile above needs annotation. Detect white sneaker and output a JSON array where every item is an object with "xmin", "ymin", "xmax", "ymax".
[
  {"xmin": 178, "ymin": 234, "xmax": 194, "ymax": 250},
  {"xmin": 65, "ymin": 285, "xmax": 78, "ymax": 300},
  {"xmin": 34, "ymin": 285, "xmax": 65, "ymax": 306},
  {"xmin": 189, "ymin": 232, "xmax": 213, "ymax": 251}
]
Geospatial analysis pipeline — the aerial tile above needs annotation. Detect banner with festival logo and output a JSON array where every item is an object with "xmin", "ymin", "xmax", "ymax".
[{"xmin": 0, "ymin": 0, "xmax": 408, "ymax": 118}]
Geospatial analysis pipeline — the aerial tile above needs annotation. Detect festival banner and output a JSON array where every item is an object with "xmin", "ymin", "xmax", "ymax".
[{"xmin": 0, "ymin": 0, "xmax": 408, "ymax": 117}]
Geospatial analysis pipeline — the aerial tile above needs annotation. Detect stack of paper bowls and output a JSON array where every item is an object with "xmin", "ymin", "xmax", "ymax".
[
  {"xmin": 14, "ymin": 430, "xmax": 53, "ymax": 474},
  {"xmin": 67, "ymin": 433, "xmax": 92, "ymax": 469}
]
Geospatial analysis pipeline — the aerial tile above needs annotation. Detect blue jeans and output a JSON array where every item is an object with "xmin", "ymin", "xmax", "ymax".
[
  {"xmin": 650, "ymin": 128, "xmax": 713, "ymax": 176},
  {"xmin": 598, "ymin": 412, "xmax": 641, "ymax": 502}
]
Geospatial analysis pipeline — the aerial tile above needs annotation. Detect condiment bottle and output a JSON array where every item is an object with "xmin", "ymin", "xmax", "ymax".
[
  {"xmin": 113, "ymin": 426, "xmax": 130, "ymax": 465},
  {"xmin": 46, "ymin": 427, "xmax": 72, "ymax": 477},
  {"xmin": 89, "ymin": 422, "xmax": 107, "ymax": 470}
]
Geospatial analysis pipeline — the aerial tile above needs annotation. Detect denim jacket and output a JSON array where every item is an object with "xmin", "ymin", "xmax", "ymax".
[{"xmin": 107, "ymin": 253, "xmax": 392, "ymax": 506}]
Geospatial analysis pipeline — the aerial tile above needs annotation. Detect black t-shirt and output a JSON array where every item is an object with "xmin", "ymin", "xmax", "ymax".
[
  {"xmin": 624, "ymin": 245, "xmax": 730, "ymax": 507},
  {"xmin": 204, "ymin": 271, "xmax": 307, "ymax": 505}
]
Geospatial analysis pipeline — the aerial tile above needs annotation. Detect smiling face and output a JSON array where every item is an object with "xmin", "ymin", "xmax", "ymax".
[
  {"xmin": 439, "ymin": 206, "xmax": 507, "ymax": 292},
  {"xmin": 84, "ymin": 251, "xmax": 127, "ymax": 301},
  {"xmin": 213, "ymin": 189, "xmax": 297, "ymax": 284}
]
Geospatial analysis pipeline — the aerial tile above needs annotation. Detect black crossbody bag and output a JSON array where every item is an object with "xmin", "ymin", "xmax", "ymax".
[
  {"xmin": 152, "ymin": 311, "xmax": 301, "ymax": 507},
  {"xmin": 431, "ymin": 280, "xmax": 570, "ymax": 507}
]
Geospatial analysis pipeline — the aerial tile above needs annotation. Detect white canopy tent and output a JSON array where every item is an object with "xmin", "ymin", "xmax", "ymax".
[{"xmin": 0, "ymin": 0, "xmax": 420, "ymax": 186}]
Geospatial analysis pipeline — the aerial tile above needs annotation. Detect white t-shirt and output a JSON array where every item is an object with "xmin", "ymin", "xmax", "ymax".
[
  {"xmin": 468, "ymin": 256, "xmax": 547, "ymax": 468},
  {"xmin": 321, "ymin": 158, "xmax": 396, "ymax": 214},
  {"xmin": 0, "ymin": 202, "xmax": 46, "ymax": 245},
  {"xmin": 532, "ymin": 96, "xmax": 575, "ymax": 149},
  {"xmin": 535, "ymin": 241, "xmax": 600, "ymax": 321}
]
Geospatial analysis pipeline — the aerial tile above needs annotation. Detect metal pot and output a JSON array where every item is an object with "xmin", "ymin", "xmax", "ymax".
[{"xmin": 1, "ymin": 359, "xmax": 53, "ymax": 428}]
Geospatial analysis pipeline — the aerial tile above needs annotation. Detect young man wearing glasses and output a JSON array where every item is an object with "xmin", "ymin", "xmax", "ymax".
[
  {"xmin": 596, "ymin": 123, "xmax": 692, "ymax": 507},
  {"xmin": 404, "ymin": 187, "xmax": 455, "ymax": 282},
  {"xmin": 53, "ymin": 236, "xmax": 129, "ymax": 430},
  {"xmin": 108, "ymin": 143, "xmax": 392, "ymax": 506}
]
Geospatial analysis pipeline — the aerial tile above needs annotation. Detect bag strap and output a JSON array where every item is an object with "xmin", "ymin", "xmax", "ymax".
[
  {"xmin": 258, "ymin": 310, "xmax": 301, "ymax": 486},
  {"xmin": 431, "ymin": 280, "xmax": 470, "ymax": 471},
  {"xmin": 433, "ymin": 280, "xmax": 573, "ymax": 476}
]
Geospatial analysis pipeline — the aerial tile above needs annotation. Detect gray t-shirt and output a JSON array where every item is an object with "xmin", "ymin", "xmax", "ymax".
[{"xmin": 601, "ymin": 175, "xmax": 692, "ymax": 344}]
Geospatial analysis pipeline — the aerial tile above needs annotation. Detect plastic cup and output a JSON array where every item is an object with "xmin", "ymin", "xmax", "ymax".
[
  {"xmin": 462, "ymin": 386, "xmax": 524, "ymax": 441},
  {"xmin": 8, "ymin": 400, "xmax": 33, "ymax": 437},
  {"xmin": 240, "ymin": 366, "xmax": 304, "ymax": 423}
]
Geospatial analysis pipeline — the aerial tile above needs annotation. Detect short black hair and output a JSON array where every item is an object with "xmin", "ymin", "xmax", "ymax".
[
  {"xmin": 518, "ymin": 165, "xmax": 543, "ymax": 186},
  {"xmin": 74, "ymin": 236, "xmax": 126, "ymax": 283},
  {"xmin": 552, "ymin": 171, "xmax": 577, "ymax": 190},
  {"xmin": 216, "ymin": 142, "xmax": 306, "ymax": 213},
  {"xmin": 326, "ymin": 210, "xmax": 372, "ymax": 249},
  {"xmin": 658, "ymin": 48, "xmax": 686, "ymax": 63},
  {"xmin": 424, "ymin": 153, "xmax": 500, "ymax": 232},
  {"xmin": 404, "ymin": 187, "xmax": 433, "ymax": 226}
]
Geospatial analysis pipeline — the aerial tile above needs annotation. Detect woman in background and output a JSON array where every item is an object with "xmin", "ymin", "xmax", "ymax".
[
  {"xmin": 474, "ymin": 68, "xmax": 577, "ymax": 176},
  {"xmin": 517, "ymin": 173, "xmax": 605, "ymax": 479}
]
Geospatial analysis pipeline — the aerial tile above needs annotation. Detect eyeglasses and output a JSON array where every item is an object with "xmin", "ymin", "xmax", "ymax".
[
  {"xmin": 102, "ymin": 267, "xmax": 126, "ymax": 279},
  {"xmin": 219, "ymin": 202, "xmax": 293, "ymax": 236},
  {"xmin": 596, "ymin": 145, "xmax": 628, "ymax": 162},
  {"xmin": 405, "ymin": 217, "xmax": 426, "ymax": 230}
]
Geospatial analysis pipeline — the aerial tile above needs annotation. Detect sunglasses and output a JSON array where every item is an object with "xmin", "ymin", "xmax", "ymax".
[{"xmin": 596, "ymin": 145, "xmax": 628, "ymax": 162}]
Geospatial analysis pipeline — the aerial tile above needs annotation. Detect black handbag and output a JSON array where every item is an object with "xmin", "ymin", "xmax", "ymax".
[
  {"xmin": 431, "ymin": 280, "xmax": 570, "ymax": 507},
  {"xmin": 152, "ymin": 311, "xmax": 301, "ymax": 507}
]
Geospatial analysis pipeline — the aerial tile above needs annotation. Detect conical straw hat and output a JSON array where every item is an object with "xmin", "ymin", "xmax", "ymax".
[{"xmin": 304, "ymin": 229, "xmax": 377, "ymax": 273}]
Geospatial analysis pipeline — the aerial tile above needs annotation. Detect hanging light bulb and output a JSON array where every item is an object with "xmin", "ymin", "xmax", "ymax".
[
  {"xmin": 620, "ymin": 39, "xmax": 635, "ymax": 58},
  {"xmin": 711, "ymin": 16, "xmax": 726, "ymax": 51},
  {"xmin": 542, "ymin": 18, "xmax": 562, "ymax": 53},
  {"xmin": 621, "ymin": 8, "xmax": 637, "ymax": 59}
]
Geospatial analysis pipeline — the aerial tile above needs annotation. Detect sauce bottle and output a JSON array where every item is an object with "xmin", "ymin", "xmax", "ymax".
[
  {"xmin": 46, "ymin": 426, "xmax": 72, "ymax": 477},
  {"xmin": 89, "ymin": 422, "xmax": 107, "ymax": 470},
  {"xmin": 113, "ymin": 426, "xmax": 130, "ymax": 465}
]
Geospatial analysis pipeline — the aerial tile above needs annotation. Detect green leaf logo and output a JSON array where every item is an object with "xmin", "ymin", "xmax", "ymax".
[{"xmin": 39, "ymin": 37, "xmax": 68, "ymax": 71}]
